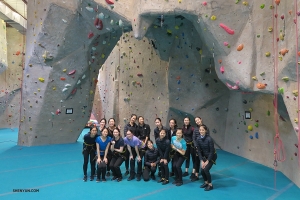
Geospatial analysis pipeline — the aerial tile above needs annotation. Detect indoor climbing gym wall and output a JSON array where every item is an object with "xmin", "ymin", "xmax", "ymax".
[{"xmin": 0, "ymin": 0, "xmax": 295, "ymax": 187}]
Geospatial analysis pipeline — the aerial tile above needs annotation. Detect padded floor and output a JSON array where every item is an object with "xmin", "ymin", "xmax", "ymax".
[{"xmin": 0, "ymin": 128, "xmax": 299, "ymax": 200}]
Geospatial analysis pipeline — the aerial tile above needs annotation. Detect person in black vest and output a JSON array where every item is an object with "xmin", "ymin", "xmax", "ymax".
[
  {"xmin": 168, "ymin": 118, "xmax": 177, "ymax": 177},
  {"xmin": 156, "ymin": 129, "xmax": 171, "ymax": 185},
  {"xmin": 182, "ymin": 117, "xmax": 195, "ymax": 177},
  {"xmin": 143, "ymin": 140, "xmax": 160, "ymax": 181},
  {"xmin": 82, "ymin": 126, "xmax": 98, "ymax": 181},
  {"xmin": 110, "ymin": 128, "xmax": 126, "ymax": 182},
  {"xmin": 123, "ymin": 114, "xmax": 138, "ymax": 176},
  {"xmin": 196, "ymin": 124, "xmax": 217, "ymax": 191},
  {"xmin": 153, "ymin": 117, "xmax": 165, "ymax": 177}
]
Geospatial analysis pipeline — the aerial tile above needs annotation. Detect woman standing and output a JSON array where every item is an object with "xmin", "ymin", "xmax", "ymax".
[
  {"xmin": 171, "ymin": 128, "xmax": 187, "ymax": 186},
  {"xmin": 143, "ymin": 140, "xmax": 160, "ymax": 181},
  {"xmin": 99, "ymin": 118, "xmax": 107, "ymax": 134},
  {"xmin": 110, "ymin": 128, "xmax": 126, "ymax": 182},
  {"xmin": 168, "ymin": 118, "xmax": 177, "ymax": 177},
  {"xmin": 196, "ymin": 124, "xmax": 217, "ymax": 191},
  {"xmin": 182, "ymin": 117, "xmax": 195, "ymax": 177},
  {"xmin": 156, "ymin": 129, "xmax": 171, "ymax": 185},
  {"xmin": 95, "ymin": 128, "xmax": 112, "ymax": 182},
  {"xmin": 82, "ymin": 126, "xmax": 98, "ymax": 181},
  {"xmin": 153, "ymin": 117, "xmax": 165, "ymax": 177}
]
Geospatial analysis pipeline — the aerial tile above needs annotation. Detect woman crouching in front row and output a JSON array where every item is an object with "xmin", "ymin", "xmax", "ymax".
[{"xmin": 143, "ymin": 140, "xmax": 160, "ymax": 181}]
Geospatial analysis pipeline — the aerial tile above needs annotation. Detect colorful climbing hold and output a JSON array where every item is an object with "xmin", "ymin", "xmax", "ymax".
[
  {"xmin": 68, "ymin": 70, "xmax": 76, "ymax": 75},
  {"xmin": 255, "ymin": 132, "xmax": 259, "ymax": 139},
  {"xmin": 210, "ymin": 15, "xmax": 217, "ymax": 20},
  {"xmin": 256, "ymin": 83, "xmax": 266, "ymax": 89},
  {"xmin": 38, "ymin": 78, "xmax": 45, "ymax": 83},
  {"xmin": 278, "ymin": 87, "xmax": 284, "ymax": 94},
  {"xmin": 237, "ymin": 44, "xmax": 244, "ymax": 51},
  {"xmin": 282, "ymin": 77, "xmax": 289, "ymax": 82},
  {"xmin": 220, "ymin": 66, "xmax": 225, "ymax": 74},
  {"xmin": 219, "ymin": 23, "xmax": 235, "ymax": 35},
  {"xmin": 248, "ymin": 125, "xmax": 253, "ymax": 131}
]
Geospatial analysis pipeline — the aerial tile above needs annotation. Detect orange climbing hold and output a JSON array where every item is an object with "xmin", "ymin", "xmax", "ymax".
[
  {"xmin": 237, "ymin": 44, "xmax": 244, "ymax": 51},
  {"xmin": 279, "ymin": 48, "xmax": 289, "ymax": 56},
  {"xmin": 275, "ymin": 0, "xmax": 280, "ymax": 6},
  {"xmin": 16, "ymin": 51, "xmax": 21, "ymax": 55},
  {"xmin": 256, "ymin": 83, "xmax": 266, "ymax": 89},
  {"xmin": 60, "ymin": 77, "xmax": 66, "ymax": 81}
]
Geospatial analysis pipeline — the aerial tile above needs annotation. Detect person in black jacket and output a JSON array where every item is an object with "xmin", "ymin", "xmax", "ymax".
[
  {"xmin": 196, "ymin": 124, "xmax": 217, "ymax": 191},
  {"xmin": 143, "ymin": 140, "xmax": 160, "ymax": 181},
  {"xmin": 136, "ymin": 116, "xmax": 150, "ymax": 181},
  {"xmin": 123, "ymin": 114, "xmax": 138, "ymax": 176},
  {"xmin": 182, "ymin": 117, "xmax": 195, "ymax": 177},
  {"xmin": 168, "ymin": 118, "xmax": 177, "ymax": 177},
  {"xmin": 153, "ymin": 117, "xmax": 165, "ymax": 177},
  {"xmin": 82, "ymin": 126, "xmax": 98, "ymax": 181},
  {"xmin": 156, "ymin": 129, "xmax": 171, "ymax": 185}
]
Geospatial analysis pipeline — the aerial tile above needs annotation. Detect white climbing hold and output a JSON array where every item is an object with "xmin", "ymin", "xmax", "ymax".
[
  {"xmin": 62, "ymin": 88, "xmax": 68, "ymax": 92},
  {"xmin": 65, "ymin": 84, "xmax": 71, "ymax": 87},
  {"xmin": 77, "ymin": 80, "xmax": 81, "ymax": 85},
  {"xmin": 98, "ymin": 13, "xmax": 104, "ymax": 19},
  {"xmin": 103, "ymin": 41, "xmax": 107, "ymax": 44},
  {"xmin": 119, "ymin": 19, "xmax": 123, "ymax": 27},
  {"xmin": 62, "ymin": 19, "xmax": 67, "ymax": 23},
  {"xmin": 82, "ymin": 74, "xmax": 86, "ymax": 79},
  {"xmin": 92, "ymin": 47, "xmax": 96, "ymax": 51},
  {"xmin": 110, "ymin": 20, "xmax": 114, "ymax": 25},
  {"xmin": 86, "ymin": 7, "xmax": 93, "ymax": 12}
]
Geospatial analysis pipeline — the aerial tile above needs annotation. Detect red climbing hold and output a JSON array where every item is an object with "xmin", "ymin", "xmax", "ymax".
[
  {"xmin": 71, "ymin": 88, "xmax": 77, "ymax": 95},
  {"xmin": 88, "ymin": 32, "xmax": 94, "ymax": 39},
  {"xmin": 219, "ymin": 23, "xmax": 234, "ymax": 35},
  {"xmin": 68, "ymin": 70, "xmax": 76, "ymax": 75},
  {"xmin": 94, "ymin": 18, "xmax": 103, "ymax": 30},
  {"xmin": 137, "ymin": 73, "xmax": 143, "ymax": 77},
  {"xmin": 105, "ymin": 0, "xmax": 114, "ymax": 4},
  {"xmin": 60, "ymin": 77, "xmax": 66, "ymax": 81},
  {"xmin": 220, "ymin": 66, "xmax": 225, "ymax": 74}
]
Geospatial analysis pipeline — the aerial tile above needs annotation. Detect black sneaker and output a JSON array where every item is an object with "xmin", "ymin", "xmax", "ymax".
[
  {"xmin": 90, "ymin": 176, "xmax": 94, "ymax": 181},
  {"xmin": 96, "ymin": 178, "xmax": 100, "ymax": 182},
  {"xmin": 124, "ymin": 170, "xmax": 129, "ymax": 176},
  {"xmin": 112, "ymin": 176, "xmax": 117, "ymax": 180},
  {"xmin": 183, "ymin": 172, "xmax": 189, "ymax": 177},
  {"xmin": 102, "ymin": 178, "xmax": 107, "ymax": 182},
  {"xmin": 176, "ymin": 182, "xmax": 183, "ymax": 186},
  {"xmin": 157, "ymin": 178, "xmax": 164, "ymax": 183},
  {"xmin": 204, "ymin": 185, "xmax": 213, "ymax": 191},
  {"xmin": 106, "ymin": 172, "xmax": 110, "ymax": 177},
  {"xmin": 169, "ymin": 172, "xmax": 175, "ymax": 177},
  {"xmin": 127, "ymin": 176, "xmax": 135, "ymax": 181},
  {"xmin": 83, "ymin": 175, "xmax": 87, "ymax": 182},
  {"xmin": 191, "ymin": 176, "xmax": 199, "ymax": 182},
  {"xmin": 190, "ymin": 173, "xmax": 195, "ymax": 179},
  {"xmin": 117, "ymin": 177, "xmax": 122, "ymax": 182},
  {"xmin": 136, "ymin": 176, "xmax": 141, "ymax": 181},
  {"xmin": 172, "ymin": 180, "xmax": 178, "ymax": 185},
  {"xmin": 151, "ymin": 174, "xmax": 156, "ymax": 180},
  {"xmin": 162, "ymin": 179, "xmax": 169, "ymax": 185},
  {"xmin": 158, "ymin": 171, "xmax": 161, "ymax": 177},
  {"xmin": 200, "ymin": 183, "xmax": 208, "ymax": 188}
]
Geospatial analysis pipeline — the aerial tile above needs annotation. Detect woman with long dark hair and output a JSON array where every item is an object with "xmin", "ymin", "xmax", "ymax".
[
  {"xmin": 171, "ymin": 128, "xmax": 187, "ymax": 186},
  {"xmin": 95, "ymin": 127, "xmax": 112, "ymax": 182},
  {"xmin": 156, "ymin": 129, "xmax": 171, "ymax": 185},
  {"xmin": 182, "ymin": 117, "xmax": 195, "ymax": 177},
  {"xmin": 82, "ymin": 126, "xmax": 98, "ymax": 181},
  {"xmin": 196, "ymin": 124, "xmax": 217, "ymax": 191},
  {"xmin": 168, "ymin": 118, "xmax": 177, "ymax": 177},
  {"xmin": 143, "ymin": 140, "xmax": 159, "ymax": 181},
  {"xmin": 110, "ymin": 128, "xmax": 126, "ymax": 182}
]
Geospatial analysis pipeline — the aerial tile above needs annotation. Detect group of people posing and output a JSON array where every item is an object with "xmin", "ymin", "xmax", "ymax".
[{"xmin": 82, "ymin": 115, "xmax": 217, "ymax": 191}]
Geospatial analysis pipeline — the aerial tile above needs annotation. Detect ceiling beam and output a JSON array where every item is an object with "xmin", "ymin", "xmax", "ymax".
[
  {"xmin": 0, "ymin": 0, "xmax": 27, "ymax": 19},
  {"xmin": 22, "ymin": 0, "xmax": 27, "ymax": 4}
]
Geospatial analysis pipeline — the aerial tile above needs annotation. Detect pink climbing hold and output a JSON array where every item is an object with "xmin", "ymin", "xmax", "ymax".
[
  {"xmin": 226, "ymin": 81, "xmax": 239, "ymax": 90},
  {"xmin": 88, "ymin": 32, "xmax": 94, "ymax": 39},
  {"xmin": 202, "ymin": 2, "xmax": 207, "ymax": 6},
  {"xmin": 56, "ymin": 109, "xmax": 61, "ymax": 115},
  {"xmin": 223, "ymin": 42, "xmax": 229, "ymax": 46},
  {"xmin": 219, "ymin": 23, "xmax": 235, "ymax": 35},
  {"xmin": 68, "ymin": 70, "xmax": 76, "ymax": 75},
  {"xmin": 105, "ymin": 0, "xmax": 114, "ymax": 4},
  {"xmin": 71, "ymin": 88, "xmax": 77, "ymax": 95},
  {"xmin": 220, "ymin": 66, "xmax": 225, "ymax": 74}
]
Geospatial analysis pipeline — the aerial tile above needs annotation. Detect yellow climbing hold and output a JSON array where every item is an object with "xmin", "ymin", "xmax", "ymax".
[
  {"xmin": 175, "ymin": 25, "xmax": 179, "ymax": 29},
  {"xmin": 242, "ymin": 1, "xmax": 248, "ymax": 5},
  {"xmin": 282, "ymin": 77, "xmax": 289, "ymax": 82},
  {"xmin": 38, "ymin": 78, "xmax": 45, "ymax": 83},
  {"xmin": 268, "ymin": 27, "xmax": 273, "ymax": 32},
  {"xmin": 265, "ymin": 52, "xmax": 271, "ymax": 57},
  {"xmin": 167, "ymin": 29, "xmax": 172, "ymax": 34},
  {"xmin": 279, "ymin": 33, "xmax": 285, "ymax": 41},
  {"xmin": 210, "ymin": 15, "xmax": 217, "ymax": 20},
  {"xmin": 90, "ymin": 90, "xmax": 94, "ymax": 94},
  {"xmin": 37, "ymin": 88, "xmax": 41, "ymax": 92},
  {"xmin": 247, "ymin": 125, "xmax": 253, "ymax": 131},
  {"xmin": 53, "ymin": 87, "xmax": 56, "ymax": 90},
  {"xmin": 252, "ymin": 76, "xmax": 257, "ymax": 80},
  {"xmin": 292, "ymin": 90, "xmax": 298, "ymax": 97},
  {"xmin": 294, "ymin": 118, "xmax": 298, "ymax": 123},
  {"xmin": 101, "ymin": 54, "xmax": 105, "ymax": 58},
  {"xmin": 249, "ymin": 108, "xmax": 253, "ymax": 112},
  {"xmin": 63, "ymin": 69, "xmax": 67, "ymax": 72},
  {"xmin": 178, "ymin": 0, "xmax": 182, "ymax": 3}
]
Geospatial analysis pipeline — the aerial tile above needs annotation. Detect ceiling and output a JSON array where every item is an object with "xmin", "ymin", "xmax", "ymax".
[{"xmin": 0, "ymin": 0, "xmax": 26, "ymax": 19}]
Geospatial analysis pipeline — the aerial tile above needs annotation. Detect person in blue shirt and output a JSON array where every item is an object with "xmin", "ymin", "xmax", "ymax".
[
  {"xmin": 95, "ymin": 127, "xmax": 112, "ymax": 182},
  {"xmin": 171, "ymin": 128, "xmax": 187, "ymax": 186}
]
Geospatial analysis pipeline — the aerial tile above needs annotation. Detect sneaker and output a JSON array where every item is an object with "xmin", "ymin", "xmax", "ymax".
[
  {"xmin": 90, "ymin": 176, "xmax": 94, "ymax": 181},
  {"xmin": 151, "ymin": 174, "xmax": 156, "ymax": 180},
  {"xmin": 117, "ymin": 177, "xmax": 122, "ymax": 182},
  {"xmin": 172, "ymin": 180, "xmax": 178, "ymax": 185},
  {"xmin": 200, "ymin": 183, "xmax": 208, "ymax": 188},
  {"xmin": 102, "ymin": 178, "xmax": 107, "ymax": 182},
  {"xmin": 124, "ymin": 170, "xmax": 129, "ymax": 176},
  {"xmin": 162, "ymin": 179, "xmax": 169, "ymax": 185},
  {"xmin": 157, "ymin": 178, "xmax": 164, "ymax": 183},
  {"xmin": 176, "ymin": 182, "xmax": 183, "ymax": 186},
  {"xmin": 106, "ymin": 172, "xmax": 110, "ymax": 177},
  {"xmin": 191, "ymin": 176, "xmax": 199, "ymax": 182},
  {"xmin": 204, "ymin": 185, "xmax": 213, "ymax": 191},
  {"xmin": 112, "ymin": 176, "xmax": 118, "ymax": 180},
  {"xmin": 169, "ymin": 172, "xmax": 175, "ymax": 177},
  {"xmin": 158, "ymin": 171, "xmax": 161, "ymax": 177},
  {"xmin": 190, "ymin": 173, "xmax": 195, "ymax": 179},
  {"xmin": 96, "ymin": 178, "xmax": 100, "ymax": 182},
  {"xmin": 136, "ymin": 176, "xmax": 141, "ymax": 181},
  {"xmin": 127, "ymin": 176, "xmax": 135, "ymax": 181},
  {"xmin": 83, "ymin": 175, "xmax": 87, "ymax": 182},
  {"xmin": 183, "ymin": 172, "xmax": 189, "ymax": 177}
]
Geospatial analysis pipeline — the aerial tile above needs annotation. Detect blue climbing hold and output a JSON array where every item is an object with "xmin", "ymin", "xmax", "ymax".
[
  {"xmin": 255, "ymin": 132, "xmax": 258, "ymax": 139},
  {"xmin": 176, "ymin": 97, "xmax": 179, "ymax": 100},
  {"xmin": 249, "ymin": 135, "xmax": 253, "ymax": 139},
  {"xmin": 177, "ymin": 80, "xmax": 181, "ymax": 84},
  {"xmin": 180, "ymin": 67, "xmax": 182, "ymax": 70}
]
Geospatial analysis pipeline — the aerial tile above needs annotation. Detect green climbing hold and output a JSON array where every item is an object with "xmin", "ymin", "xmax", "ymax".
[
  {"xmin": 260, "ymin": 72, "xmax": 265, "ymax": 76},
  {"xmin": 278, "ymin": 87, "xmax": 284, "ymax": 94},
  {"xmin": 267, "ymin": 110, "xmax": 270, "ymax": 116},
  {"xmin": 282, "ymin": 77, "xmax": 289, "ymax": 82},
  {"xmin": 260, "ymin": 4, "xmax": 265, "ymax": 9},
  {"xmin": 243, "ymin": 121, "xmax": 246, "ymax": 125},
  {"xmin": 255, "ymin": 123, "xmax": 259, "ymax": 127}
]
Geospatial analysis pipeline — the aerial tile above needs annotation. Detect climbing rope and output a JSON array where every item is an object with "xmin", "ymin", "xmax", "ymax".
[{"xmin": 272, "ymin": 1, "xmax": 286, "ymax": 189}]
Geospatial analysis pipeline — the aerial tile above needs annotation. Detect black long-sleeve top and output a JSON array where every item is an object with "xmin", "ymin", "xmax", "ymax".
[
  {"xmin": 193, "ymin": 124, "xmax": 210, "ymax": 145},
  {"xmin": 156, "ymin": 137, "xmax": 171, "ymax": 159},
  {"xmin": 144, "ymin": 147, "xmax": 160, "ymax": 166},
  {"xmin": 154, "ymin": 125, "xmax": 165, "ymax": 140},
  {"xmin": 167, "ymin": 128, "xmax": 177, "ymax": 140},
  {"xmin": 137, "ymin": 123, "xmax": 150, "ymax": 141},
  {"xmin": 83, "ymin": 132, "xmax": 96, "ymax": 149},
  {"xmin": 183, "ymin": 125, "xmax": 194, "ymax": 143},
  {"xmin": 124, "ymin": 123, "xmax": 138, "ymax": 137},
  {"xmin": 196, "ymin": 134, "xmax": 215, "ymax": 162}
]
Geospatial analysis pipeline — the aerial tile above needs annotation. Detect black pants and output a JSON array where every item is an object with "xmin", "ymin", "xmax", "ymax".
[
  {"xmin": 125, "ymin": 150, "xmax": 129, "ymax": 171},
  {"xmin": 143, "ymin": 165, "xmax": 157, "ymax": 181},
  {"xmin": 83, "ymin": 147, "xmax": 96, "ymax": 176},
  {"xmin": 172, "ymin": 153, "xmax": 186, "ymax": 182},
  {"xmin": 201, "ymin": 154, "xmax": 217, "ymax": 183},
  {"xmin": 193, "ymin": 147, "xmax": 200, "ymax": 173},
  {"xmin": 185, "ymin": 143, "xmax": 195, "ymax": 169},
  {"xmin": 159, "ymin": 159, "xmax": 169, "ymax": 180},
  {"xmin": 136, "ymin": 149, "xmax": 145, "ymax": 177},
  {"xmin": 129, "ymin": 147, "xmax": 137, "ymax": 178},
  {"xmin": 106, "ymin": 152, "xmax": 112, "ymax": 173},
  {"xmin": 97, "ymin": 155, "xmax": 107, "ymax": 179},
  {"xmin": 109, "ymin": 156, "xmax": 124, "ymax": 178}
]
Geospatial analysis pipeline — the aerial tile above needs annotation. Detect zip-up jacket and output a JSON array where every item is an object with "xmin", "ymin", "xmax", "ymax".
[
  {"xmin": 144, "ymin": 147, "xmax": 160, "ymax": 166},
  {"xmin": 156, "ymin": 137, "xmax": 171, "ymax": 159}
]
